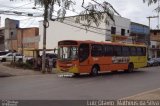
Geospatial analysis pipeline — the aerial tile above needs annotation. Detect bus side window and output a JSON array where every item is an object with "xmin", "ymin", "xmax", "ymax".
[
  {"xmin": 79, "ymin": 44, "xmax": 90, "ymax": 62},
  {"xmin": 137, "ymin": 47, "xmax": 143, "ymax": 56},
  {"xmin": 114, "ymin": 46, "xmax": 122, "ymax": 56},
  {"xmin": 104, "ymin": 45, "xmax": 113, "ymax": 56},
  {"xmin": 91, "ymin": 44, "xmax": 103, "ymax": 57},
  {"xmin": 130, "ymin": 47, "xmax": 137, "ymax": 56},
  {"xmin": 122, "ymin": 46, "xmax": 129, "ymax": 56}
]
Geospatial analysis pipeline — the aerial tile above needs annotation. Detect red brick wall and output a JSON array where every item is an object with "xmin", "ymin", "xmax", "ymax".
[
  {"xmin": 150, "ymin": 31, "xmax": 160, "ymax": 41},
  {"xmin": 12, "ymin": 27, "xmax": 39, "ymax": 55}
]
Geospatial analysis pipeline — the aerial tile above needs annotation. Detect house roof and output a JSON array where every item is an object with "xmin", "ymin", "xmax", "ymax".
[
  {"xmin": 131, "ymin": 22, "xmax": 149, "ymax": 28},
  {"xmin": 150, "ymin": 29, "xmax": 160, "ymax": 32}
]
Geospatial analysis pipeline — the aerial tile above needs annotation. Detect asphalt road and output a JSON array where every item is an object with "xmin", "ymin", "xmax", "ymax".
[{"xmin": 0, "ymin": 66, "xmax": 160, "ymax": 100}]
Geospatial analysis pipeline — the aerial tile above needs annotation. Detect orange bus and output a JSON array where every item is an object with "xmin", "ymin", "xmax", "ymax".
[{"xmin": 57, "ymin": 40, "xmax": 147, "ymax": 76}]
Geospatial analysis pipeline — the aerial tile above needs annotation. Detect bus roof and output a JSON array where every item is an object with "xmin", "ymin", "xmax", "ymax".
[{"xmin": 58, "ymin": 40, "xmax": 146, "ymax": 47}]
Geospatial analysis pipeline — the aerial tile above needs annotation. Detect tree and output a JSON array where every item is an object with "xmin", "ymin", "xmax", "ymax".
[
  {"xmin": 143, "ymin": 0, "xmax": 158, "ymax": 5},
  {"xmin": 144, "ymin": 0, "xmax": 160, "ymax": 13},
  {"xmin": 10, "ymin": 0, "xmax": 118, "ymax": 72}
]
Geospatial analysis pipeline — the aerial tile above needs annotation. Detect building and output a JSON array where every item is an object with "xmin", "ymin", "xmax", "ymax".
[
  {"xmin": 39, "ymin": 15, "xmax": 131, "ymax": 50},
  {"xmin": 4, "ymin": 18, "xmax": 19, "ymax": 51},
  {"xmin": 0, "ymin": 27, "xmax": 5, "ymax": 51},
  {"xmin": 130, "ymin": 22, "xmax": 150, "ymax": 45},
  {"xmin": 149, "ymin": 30, "xmax": 160, "ymax": 58},
  {"xmin": 3, "ymin": 16, "xmax": 150, "ymax": 58},
  {"xmin": 10, "ymin": 27, "xmax": 39, "ymax": 56},
  {"xmin": 2, "ymin": 18, "xmax": 39, "ymax": 56}
]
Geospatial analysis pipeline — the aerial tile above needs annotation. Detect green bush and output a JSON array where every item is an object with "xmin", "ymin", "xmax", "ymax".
[
  {"xmin": 23, "ymin": 62, "xmax": 33, "ymax": 69},
  {"xmin": 11, "ymin": 62, "xmax": 33, "ymax": 69}
]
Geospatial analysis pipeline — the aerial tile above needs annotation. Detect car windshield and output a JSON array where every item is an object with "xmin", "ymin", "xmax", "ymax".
[
  {"xmin": 0, "ymin": 52, "xmax": 9, "ymax": 56},
  {"xmin": 46, "ymin": 54, "xmax": 57, "ymax": 58},
  {"xmin": 58, "ymin": 46, "xmax": 78, "ymax": 60},
  {"xmin": 149, "ymin": 58, "xmax": 158, "ymax": 62}
]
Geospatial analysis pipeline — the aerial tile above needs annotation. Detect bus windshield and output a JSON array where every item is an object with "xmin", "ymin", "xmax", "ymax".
[{"xmin": 59, "ymin": 46, "xmax": 78, "ymax": 60}]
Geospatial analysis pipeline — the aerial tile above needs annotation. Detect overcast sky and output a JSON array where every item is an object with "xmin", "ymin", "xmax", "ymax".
[{"xmin": 0, "ymin": 0, "xmax": 159, "ymax": 29}]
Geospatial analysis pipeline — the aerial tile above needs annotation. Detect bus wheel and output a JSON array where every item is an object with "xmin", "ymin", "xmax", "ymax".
[
  {"xmin": 90, "ymin": 66, "xmax": 99, "ymax": 76},
  {"xmin": 125, "ymin": 63, "xmax": 134, "ymax": 73}
]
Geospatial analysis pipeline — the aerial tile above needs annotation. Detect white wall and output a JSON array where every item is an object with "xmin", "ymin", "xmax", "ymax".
[
  {"xmin": 39, "ymin": 21, "xmax": 106, "ymax": 50},
  {"xmin": 150, "ymin": 41, "xmax": 157, "ymax": 47},
  {"xmin": 39, "ymin": 15, "xmax": 131, "ymax": 50},
  {"xmin": 111, "ymin": 16, "xmax": 130, "ymax": 36}
]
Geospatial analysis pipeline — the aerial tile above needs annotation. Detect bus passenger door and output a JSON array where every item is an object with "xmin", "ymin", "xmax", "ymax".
[{"xmin": 79, "ymin": 43, "xmax": 90, "ymax": 73}]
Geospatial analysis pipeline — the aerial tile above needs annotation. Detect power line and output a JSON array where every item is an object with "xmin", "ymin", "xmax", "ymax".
[
  {"xmin": 7, "ymin": 2, "xmax": 34, "ymax": 11},
  {"xmin": 0, "ymin": 11, "xmax": 43, "ymax": 17},
  {"xmin": 35, "ymin": 7, "xmax": 110, "ymax": 32},
  {"xmin": 54, "ymin": 3, "xmax": 79, "ymax": 15},
  {"xmin": 52, "ymin": 11, "xmax": 110, "ymax": 31},
  {"xmin": 0, "ymin": 1, "xmax": 43, "ymax": 17},
  {"xmin": 0, "ymin": 2, "xmax": 110, "ymax": 35},
  {"xmin": 29, "ymin": 7, "xmax": 109, "ymax": 35},
  {"xmin": 21, "ymin": 17, "xmax": 36, "ymax": 27},
  {"xmin": 50, "ymin": 14, "xmax": 106, "ymax": 36},
  {"xmin": 51, "ymin": 3, "xmax": 125, "ymax": 30},
  {"xmin": 19, "ymin": 17, "xmax": 36, "ymax": 21},
  {"xmin": 0, "ymin": 4, "xmax": 42, "ymax": 10},
  {"xmin": 0, "ymin": 11, "xmax": 109, "ymax": 36},
  {"xmin": 0, "ymin": 4, "xmax": 30, "ymax": 10},
  {"xmin": 3, "ymin": 1, "xmax": 117, "ymax": 31},
  {"xmin": 49, "ymin": 11, "xmax": 129, "ymax": 36},
  {"xmin": 57, "ymin": 20, "xmax": 106, "ymax": 35},
  {"xmin": 26, "ymin": 18, "xmax": 36, "ymax": 27},
  {"xmin": 34, "ymin": 6, "xmax": 106, "ymax": 35},
  {"xmin": 64, "ymin": 18, "xmax": 110, "ymax": 31}
]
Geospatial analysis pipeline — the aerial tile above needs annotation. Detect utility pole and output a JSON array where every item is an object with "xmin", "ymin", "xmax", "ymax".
[
  {"xmin": 157, "ymin": 0, "xmax": 160, "ymax": 29},
  {"xmin": 11, "ymin": 34, "xmax": 14, "ymax": 63},
  {"xmin": 21, "ymin": 29, "xmax": 23, "ymax": 62},
  {"xmin": 147, "ymin": 16, "xmax": 158, "ymax": 38},
  {"xmin": 42, "ymin": 2, "xmax": 49, "ymax": 73},
  {"xmin": 147, "ymin": 16, "xmax": 159, "ymax": 59},
  {"xmin": 147, "ymin": 16, "xmax": 159, "ymax": 28}
]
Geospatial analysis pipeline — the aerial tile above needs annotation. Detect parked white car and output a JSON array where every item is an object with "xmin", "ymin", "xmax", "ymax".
[
  {"xmin": 0, "ymin": 53, "xmax": 25, "ymax": 62},
  {"xmin": 0, "ymin": 51, "xmax": 10, "ymax": 56}
]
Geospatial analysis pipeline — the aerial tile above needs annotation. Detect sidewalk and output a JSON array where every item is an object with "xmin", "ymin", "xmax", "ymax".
[
  {"xmin": 0, "ymin": 72, "xmax": 12, "ymax": 77},
  {"xmin": 122, "ymin": 88, "xmax": 160, "ymax": 100},
  {"xmin": 0, "ymin": 62, "xmax": 42, "ymax": 77}
]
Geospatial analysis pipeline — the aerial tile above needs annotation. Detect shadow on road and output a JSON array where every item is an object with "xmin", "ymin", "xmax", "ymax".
[{"xmin": 60, "ymin": 70, "xmax": 147, "ymax": 79}]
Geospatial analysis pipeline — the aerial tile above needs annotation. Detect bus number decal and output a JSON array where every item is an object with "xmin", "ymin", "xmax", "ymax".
[{"xmin": 112, "ymin": 57, "xmax": 130, "ymax": 64}]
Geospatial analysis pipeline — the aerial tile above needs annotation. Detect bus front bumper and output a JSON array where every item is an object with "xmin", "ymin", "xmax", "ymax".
[{"xmin": 57, "ymin": 66, "xmax": 79, "ymax": 73}]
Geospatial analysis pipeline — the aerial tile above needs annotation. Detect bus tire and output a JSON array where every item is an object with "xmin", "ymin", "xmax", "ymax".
[
  {"xmin": 90, "ymin": 65, "xmax": 99, "ymax": 76},
  {"xmin": 125, "ymin": 63, "xmax": 134, "ymax": 73}
]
